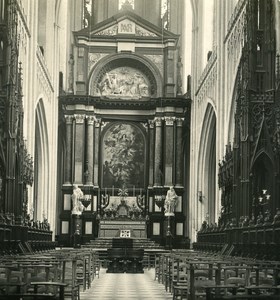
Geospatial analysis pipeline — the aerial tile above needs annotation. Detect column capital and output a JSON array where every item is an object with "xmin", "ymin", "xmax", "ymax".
[
  {"xmin": 86, "ymin": 115, "xmax": 95, "ymax": 125},
  {"xmin": 95, "ymin": 118, "xmax": 101, "ymax": 128},
  {"xmin": 154, "ymin": 117, "xmax": 163, "ymax": 127},
  {"xmin": 148, "ymin": 120, "xmax": 155, "ymax": 129},
  {"xmin": 165, "ymin": 116, "xmax": 176, "ymax": 126},
  {"xmin": 65, "ymin": 115, "xmax": 73, "ymax": 124},
  {"xmin": 176, "ymin": 117, "xmax": 184, "ymax": 127},
  {"xmin": 74, "ymin": 114, "xmax": 85, "ymax": 124}
]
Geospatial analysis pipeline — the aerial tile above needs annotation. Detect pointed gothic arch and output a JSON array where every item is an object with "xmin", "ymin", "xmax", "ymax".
[
  {"xmin": 197, "ymin": 102, "xmax": 217, "ymax": 224},
  {"xmin": 33, "ymin": 98, "xmax": 50, "ymax": 221}
]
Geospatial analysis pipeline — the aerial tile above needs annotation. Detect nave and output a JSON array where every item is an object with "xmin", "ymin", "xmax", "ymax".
[
  {"xmin": 1, "ymin": 247, "xmax": 280, "ymax": 300},
  {"xmin": 80, "ymin": 268, "xmax": 172, "ymax": 300}
]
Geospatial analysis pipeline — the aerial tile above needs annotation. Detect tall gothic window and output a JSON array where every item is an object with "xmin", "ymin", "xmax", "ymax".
[
  {"xmin": 161, "ymin": 0, "xmax": 169, "ymax": 30},
  {"xmin": 83, "ymin": 0, "xmax": 92, "ymax": 28},
  {"xmin": 200, "ymin": 0, "xmax": 214, "ymax": 69},
  {"xmin": 37, "ymin": 0, "xmax": 47, "ymax": 55}
]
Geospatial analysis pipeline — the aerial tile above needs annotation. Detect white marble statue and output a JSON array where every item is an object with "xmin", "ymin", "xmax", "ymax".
[
  {"xmin": 71, "ymin": 184, "xmax": 84, "ymax": 215},
  {"xmin": 164, "ymin": 186, "xmax": 178, "ymax": 215}
]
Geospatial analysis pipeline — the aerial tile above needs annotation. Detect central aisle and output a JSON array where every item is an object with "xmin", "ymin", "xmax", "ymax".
[{"xmin": 80, "ymin": 268, "xmax": 173, "ymax": 300}]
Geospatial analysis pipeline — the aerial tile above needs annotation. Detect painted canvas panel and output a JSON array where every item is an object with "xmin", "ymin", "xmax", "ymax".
[{"xmin": 103, "ymin": 123, "xmax": 145, "ymax": 188}]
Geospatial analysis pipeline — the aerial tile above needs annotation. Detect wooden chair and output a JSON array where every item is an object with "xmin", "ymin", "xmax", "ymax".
[{"xmin": 172, "ymin": 261, "xmax": 188, "ymax": 300}]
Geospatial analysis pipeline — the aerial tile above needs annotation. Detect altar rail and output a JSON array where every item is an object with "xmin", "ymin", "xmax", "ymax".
[{"xmin": 193, "ymin": 222, "xmax": 280, "ymax": 260}]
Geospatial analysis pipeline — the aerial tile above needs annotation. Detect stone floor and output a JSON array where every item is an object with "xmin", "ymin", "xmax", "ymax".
[{"xmin": 80, "ymin": 268, "xmax": 173, "ymax": 300}]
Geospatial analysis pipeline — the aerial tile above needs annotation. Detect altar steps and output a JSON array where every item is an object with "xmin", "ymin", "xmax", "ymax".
[
  {"xmin": 82, "ymin": 238, "xmax": 167, "ymax": 268},
  {"xmin": 84, "ymin": 237, "xmax": 164, "ymax": 249}
]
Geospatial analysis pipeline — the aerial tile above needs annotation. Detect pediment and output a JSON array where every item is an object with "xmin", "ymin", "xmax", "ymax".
[
  {"xmin": 75, "ymin": 10, "xmax": 178, "ymax": 40},
  {"xmin": 94, "ymin": 18, "xmax": 158, "ymax": 37}
]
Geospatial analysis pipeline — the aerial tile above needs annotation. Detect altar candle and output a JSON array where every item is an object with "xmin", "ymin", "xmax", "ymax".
[
  {"xmin": 105, "ymin": 187, "xmax": 107, "ymax": 195},
  {"xmin": 140, "ymin": 188, "xmax": 142, "ymax": 195},
  {"xmin": 133, "ymin": 185, "xmax": 135, "ymax": 197},
  {"xmin": 112, "ymin": 185, "xmax": 114, "ymax": 196}
]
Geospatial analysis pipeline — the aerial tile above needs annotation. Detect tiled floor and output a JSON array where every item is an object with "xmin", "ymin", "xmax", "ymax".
[{"xmin": 80, "ymin": 268, "xmax": 173, "ymax": 299}]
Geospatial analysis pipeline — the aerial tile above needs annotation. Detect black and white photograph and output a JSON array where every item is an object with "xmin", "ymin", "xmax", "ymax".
[{"xmin": 0, "ymin": 0, "xmax": 280, "ymax": 299}]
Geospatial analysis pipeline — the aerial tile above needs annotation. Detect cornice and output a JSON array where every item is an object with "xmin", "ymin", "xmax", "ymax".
[{"xmin": 59, "ymin": 95, "xmax": 191, "ymax": 110}]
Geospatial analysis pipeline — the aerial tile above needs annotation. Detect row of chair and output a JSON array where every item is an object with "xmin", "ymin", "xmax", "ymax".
[
  {"xmin": 155, "ymin": 249, "xmax": 280, "ymax": 299},
  {"xmin": 0, "ymin": 247, "xmax": 101, "ymax": 299}
]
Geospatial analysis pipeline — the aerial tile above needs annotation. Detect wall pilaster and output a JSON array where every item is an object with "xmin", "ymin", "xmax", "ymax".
[
  {"xmin": 164, "ymin": 116, "xmax": 175, "ymax": 187},
  {"xmin": 154, "ymin": 117, "xmax": 163, "ymax": 187},
  {"xmin": 86, "ymin": 116, "xmax": 95, "ymax": 185},
  {"xmin": 94, "ymin": 118, "xmax": 101, "ymax": 187},
  {"xmin": 175, "ymin": 118, "xmax": 184, "ymax": 187},
  {"xmin": 64, "ymin": 115, "xmax": 73, "ymax": 184},
  {"xmin": 74, "ymin": 114, "xmax": 85, "ymax": 184},
  {"xmin": 148, "ymin": 120, "xmax": 155, "ymax": 187}
]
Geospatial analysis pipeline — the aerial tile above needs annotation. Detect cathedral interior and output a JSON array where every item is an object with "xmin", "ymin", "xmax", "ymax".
[{"xmin": 0, "ymin": 0, "xmax": 280, "ymax": 299}]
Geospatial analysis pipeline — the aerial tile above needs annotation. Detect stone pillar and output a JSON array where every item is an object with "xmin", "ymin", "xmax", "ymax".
[
  {"xmin": 154, "ymin": 117, "xmax": 163, "ymax": 187},
  {"xmin": 148, "ymin": 120, "xmax": 155, "ymax": 187},
  {"xmin": 94, "ymin": 118, "xmax": 101, "ymax": 187},
  {"xmin": 86, "ymin": 116, "xmax": 95, "ymax": 185},
  {"xmin": 164, "ymin": 117, "xmax": 175, "ymax": 187},
  {"xmin": 175, "ymin": 118, "xmax": 184, "ymax": 187},
  {"xmin": 65, "ymin": 115, "xmax": 73, "ymax": 184},
  {"xmin": 74, "ymin": 114, "xmax": 85, "ymax": 184}
]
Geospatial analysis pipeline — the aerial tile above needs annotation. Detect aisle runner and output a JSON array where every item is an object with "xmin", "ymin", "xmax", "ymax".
[{"xmin": 80, "ymin": 268, "xmax": 173, "ymax": 300}]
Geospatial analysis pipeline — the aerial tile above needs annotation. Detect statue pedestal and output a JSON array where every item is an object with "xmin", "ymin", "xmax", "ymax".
[
  {"xmin": 72, "ymin": 214, "xmax": 82, "ymax": 248},
  {"xmin": 164, "ymin": 214, "xmax": 175, "ymax": 250}
]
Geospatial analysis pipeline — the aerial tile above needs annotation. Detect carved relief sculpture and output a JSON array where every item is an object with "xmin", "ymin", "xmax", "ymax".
[{"xmin": 97, "ymin": 67, "xmax": 150, "ymax": 98}]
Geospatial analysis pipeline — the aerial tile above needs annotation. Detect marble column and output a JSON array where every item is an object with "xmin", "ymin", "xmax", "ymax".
[
  {"xmin": 148, "ymin": 120, "xmax": 155, "ymax": 187},
  {"xmin": 86, "ymin": 116, "xmax": 95, "ymax": 185},
  {"xmin": 94, "ymin": 118, "xmax": 101, "ymax": 187},
  {"xmin": 154, "ymin": 117, "xmax": 163, "ymax": 187},
  {"xmin": 175, "ymin": 118, "xmax": 184, "ymax": 187},
  {"xmin": 164, "ymin": 117, "xmax": 175, "ymax": 187},
  {"xmin": 65, "ymin": 115, "xmax": 73, "ymax": 184},
  {"xmin": 74, "ymin": 114, "xmax": 85, "ymax": 184}
]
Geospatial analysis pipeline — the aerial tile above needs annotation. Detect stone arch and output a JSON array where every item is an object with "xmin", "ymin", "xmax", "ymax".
[
  {"xmin": 250, "ymin": 151, "xmax": 275, "ymax": 213},
  {"xmin": 88, "ymin": 53, "xmax": 163, "ymax": 97},
  {"xmin": 33, "ymin": 98, "xmax": 50, "ymax": 221},
  {"xmin": 101, "ymin": 121, "xmax": 147, "ymax": 189},
  {"xmin": 197, "ymin": 102, "xmax": 217, "ymax": 225}
]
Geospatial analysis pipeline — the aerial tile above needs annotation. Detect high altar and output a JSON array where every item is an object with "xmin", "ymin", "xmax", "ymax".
[{"xmin": 57, "ymin": 3, "xmax": 191, "ymax": 248}]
